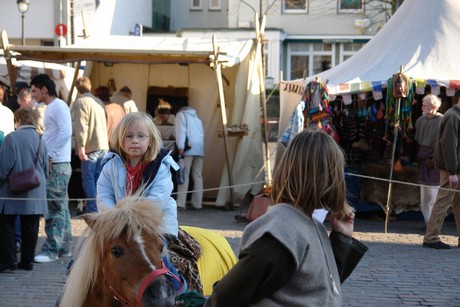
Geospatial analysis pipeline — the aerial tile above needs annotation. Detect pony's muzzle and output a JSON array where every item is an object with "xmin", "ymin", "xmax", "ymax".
[{"xmin": 140, "ymin": 276, "xmax": 176, "ymax": 307}]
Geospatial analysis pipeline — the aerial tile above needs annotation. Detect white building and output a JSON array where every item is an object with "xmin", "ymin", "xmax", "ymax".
[{"xmin": 0, "ymin": 0, "xmax": 397, "ymax": 84}]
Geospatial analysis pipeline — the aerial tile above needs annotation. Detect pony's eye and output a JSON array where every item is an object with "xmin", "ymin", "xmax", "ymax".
[{"xmin": 111, "ymin": 246, "xmax": 123, "ymax": 258}]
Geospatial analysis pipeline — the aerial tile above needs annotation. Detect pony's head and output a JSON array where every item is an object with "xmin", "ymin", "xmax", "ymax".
[{"xmin": 60, "ymin": 197, "xmax": 177, "ymax": 307}]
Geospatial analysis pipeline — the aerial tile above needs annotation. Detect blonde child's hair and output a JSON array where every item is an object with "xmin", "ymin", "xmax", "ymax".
[
  {"xmin": 271, "ymin": 127, "xmax": 349, "ymax": 217},
  {"xmin": 110, "ymin": 112, "xmax": 162, "ymax": 164}
]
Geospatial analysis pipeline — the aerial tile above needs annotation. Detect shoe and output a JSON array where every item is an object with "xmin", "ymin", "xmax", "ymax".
[
  {"xmin": 17, "ymin": 262, "xmax": 33, "ymax": 271},
  {"xmin": 177, "ymin": 207, "xmax": 186, "ymax": 211},
  {"xmin": 59, "ymin": 251, "xmax": 72, "ymax": 258},
  {"xmin": 190, "ymin": 207, "xmax": 202, "ymax": 211},
  {"xmin": 0, "ymin": 263, "xmax": 17, "ymax": 273},
  {"xmin": 422, "ymin": 241, "xmax": 451, "ymax": 249},
  {"xmin": 34, "ymin": 254, "xmax": 58, "ymax": 263}
]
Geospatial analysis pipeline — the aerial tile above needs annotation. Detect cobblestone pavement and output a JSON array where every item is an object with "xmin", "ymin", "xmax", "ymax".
[{"xmin": 1, "ymin": 204, "xmax": 459, "ymax": 306}]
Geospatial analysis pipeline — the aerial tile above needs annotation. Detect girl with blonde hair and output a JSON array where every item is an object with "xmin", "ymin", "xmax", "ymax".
[{"xmin": 97, "ymin": 112, "xmax": 179, "ymax": 237}]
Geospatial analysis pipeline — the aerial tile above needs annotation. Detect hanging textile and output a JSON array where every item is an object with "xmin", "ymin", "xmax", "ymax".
[
  {"xmin": 384, "ymin": 73, "xmax": 414, "ymax": 139},
  {"xmin": 280, "ymin": 80, "xmax": 339, "ymax": 146},
  {"xmin": 279, "ymin": 101, "xmax": 305, "ymax": 146},
  {"xmin": 302, "ymin": 80, "xmax": 331, "ymax": 129}
]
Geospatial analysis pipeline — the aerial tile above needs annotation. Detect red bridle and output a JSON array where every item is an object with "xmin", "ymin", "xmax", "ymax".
[{"xmin": 103, "ymin": 260, "xmax": 182, "ymax": 306}]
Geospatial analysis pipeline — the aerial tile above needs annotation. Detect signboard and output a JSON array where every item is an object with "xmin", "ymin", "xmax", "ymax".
[
  {"xmin": 55, "ymin": 24, "xmax": 68, "ymax": 37},
  {"xmin": 134, "ymin": 24, "xmax": 143, "ymax": 36},
  {"xmin": 73, "ymin": 0, "xmax": 97, "ymax": 15}
]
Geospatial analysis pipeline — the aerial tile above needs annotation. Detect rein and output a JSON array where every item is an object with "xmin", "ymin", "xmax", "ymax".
[
  {"xmin": 103, "ymin": 260, "xmax": 182, "ymax": 306},
  {"xmin": 136, "ymin": 260, "xmax": 182, "ymax": 307}
]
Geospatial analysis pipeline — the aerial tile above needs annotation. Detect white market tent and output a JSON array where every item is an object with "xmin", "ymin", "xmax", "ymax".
[
  {"xmin": 2, "ymin": 34, "xmax": 265, "ymax": 207},
  {"xmin": 279, "ymin": 0, "xmax": 460, "ymax": 144},
  {"xmin": 276, "ymin": 0, "xmax": 460, "ymax": 217},
  {"xmin": 309, "ymin": 0, "xmax": 460, "ymax": 94}
]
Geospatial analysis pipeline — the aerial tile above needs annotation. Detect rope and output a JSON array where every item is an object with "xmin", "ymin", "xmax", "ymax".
[
  {"xmin": 2, "ymin": 141, "xmax": 459, "ymax": 201},
  {"xmin": 345, "ymin": 172, "xmax": 460, "ymax": 193},
  {"xmin": 1, "ymin": 172, "xmax": 458, "ymax": 202},
  {"xmin": 0, "ymin": 180, "xmax": 267, "ymax": 202}
]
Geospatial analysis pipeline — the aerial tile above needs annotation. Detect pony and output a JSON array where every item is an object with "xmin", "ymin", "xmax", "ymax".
[
  {"xmin": 58, "ymin": 196, "xmax": 238, "ymax": 306},
  {"xmin": 59, "ymin": 197, "xmax": 180, "ymax": 306}
]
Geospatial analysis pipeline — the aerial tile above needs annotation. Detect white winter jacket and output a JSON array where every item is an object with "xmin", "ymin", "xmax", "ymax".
[{"xmin": 175, "ymin": 107, "xmax": 204, "ymax": 157}]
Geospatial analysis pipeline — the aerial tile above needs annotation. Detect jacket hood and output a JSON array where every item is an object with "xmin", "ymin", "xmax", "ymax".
[{"xmin": 180, "ymin": 107, "xmax": 198, "ymax": 118}]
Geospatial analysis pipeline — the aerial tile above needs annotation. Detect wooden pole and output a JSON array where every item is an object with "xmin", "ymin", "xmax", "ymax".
[
  {"xmin": 211, "ymin": 36, "xmax": 235, "ymax": 210},
  {"xmin": 67, "ymin": 61, "xmax": 81, "ymax": 105},
  {"xmin": 384, "ymin": 65, "xmax": 404, "ymax": 233},
  {"xmin": 1, "ymin": 31, "xmax": 17, "ymax": 92},
  {"xmin": 254, "ymin": 13, "xmax": 271, "ymax": 185},
  {"xmin": 384, "ymin": 97, "xmax": 400, "ymax": 233}
]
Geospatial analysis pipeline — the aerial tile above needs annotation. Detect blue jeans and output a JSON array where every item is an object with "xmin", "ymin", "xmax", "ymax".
[{"xmin": 80, "ymin": 150, "xmax": 107, "ymax": 213}]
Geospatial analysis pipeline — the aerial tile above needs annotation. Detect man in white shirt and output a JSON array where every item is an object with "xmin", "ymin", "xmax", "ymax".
[{"xmin": 30, "ymin": 74, "xmax": 73, "ymax": 263}]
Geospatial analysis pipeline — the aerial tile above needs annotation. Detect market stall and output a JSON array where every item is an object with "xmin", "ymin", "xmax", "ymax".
[{"xmin": 277, "ymin": 0, "xmax": 460, "ymax": 216}]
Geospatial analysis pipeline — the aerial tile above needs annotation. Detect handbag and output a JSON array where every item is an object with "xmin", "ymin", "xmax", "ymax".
[
  {"xmin": 8, "ymin": 137, "xmax": 42, "ymax": 193},
  {"xmin": 246, "ymin": 193, "xmax": 273, "ymax": 222}
]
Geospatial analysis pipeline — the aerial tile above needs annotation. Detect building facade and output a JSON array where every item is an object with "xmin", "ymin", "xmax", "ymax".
[
  {"xmin": 167, "ymin": 0, "xmax": 394, "ymax": 84},
  {"xmin": 0, "ymin": 0, "xmax": 397, "ymax": 84}
]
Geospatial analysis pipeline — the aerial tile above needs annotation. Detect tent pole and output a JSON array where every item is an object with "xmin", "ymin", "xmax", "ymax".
[
  {"xmin": 211, "ymin": 36, "xmax": 235, "ymax": 210},
  {"xmin": 384, "ymin": 66, "xmax": 404, "ymax": 233},
  {"xmin": 384, "ymin": 96, "xmax": 400, "ymax": 233},
  {"xmin": 67, "ymin": 60, "xmax": 81, "ymax": 105},
  {"xmin": 255, "ymin": 14, "xmax": 271, "ymax": 186},
  {"xmin": 1, "ymin": 31, "xmax": 17, "ymax": 92}
]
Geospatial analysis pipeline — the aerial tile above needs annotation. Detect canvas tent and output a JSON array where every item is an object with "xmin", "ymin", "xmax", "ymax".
[
  {"xmin": 0, "ymin": 51, "xmax": 77, "ymax": 102},
  {"xmin": 277, "ymin": 0, "xmax": 460, "ymax": 214},
  {"xmin": 306, "ymin": 0, "xmax": 460, "ymax": 93},
  {"xmin": 2, "ymin": 34, "xmax": 264, "ymax": 207}
]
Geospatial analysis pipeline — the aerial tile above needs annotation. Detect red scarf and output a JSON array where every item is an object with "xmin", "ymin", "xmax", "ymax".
[{"xmin": 126, "ymin": 162, "xmax": 146, "ymax": 195}]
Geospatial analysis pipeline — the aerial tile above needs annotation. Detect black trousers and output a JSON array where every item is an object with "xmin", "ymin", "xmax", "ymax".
[{"xmin": 0, "ymin": 214, "xmax": 40, "ymax": 266}]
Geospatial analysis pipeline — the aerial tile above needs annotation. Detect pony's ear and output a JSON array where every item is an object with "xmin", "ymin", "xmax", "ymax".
[{"xmin": 83, "ymin": 214, "xmax": 97, "ymax": 230}]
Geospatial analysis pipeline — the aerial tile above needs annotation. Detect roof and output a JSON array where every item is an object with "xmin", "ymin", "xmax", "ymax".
[
  {"xmin": 4, "ymin": 35, "xmax": 254, "ymax": 67},
  {"xmin": 308, "ymin": 0, "xmax": 460, "ymax": 93}
]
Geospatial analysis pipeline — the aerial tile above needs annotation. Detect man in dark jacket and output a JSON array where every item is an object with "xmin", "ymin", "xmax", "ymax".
[{"xmin": 423, "ymin": 90, "xmax": 460, "ymax": 249}]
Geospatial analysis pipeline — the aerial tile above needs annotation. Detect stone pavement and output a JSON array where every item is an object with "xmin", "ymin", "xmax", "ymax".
[{"xmin": 1, "ymin": 204, "xmax": 459, "ymax": 306}]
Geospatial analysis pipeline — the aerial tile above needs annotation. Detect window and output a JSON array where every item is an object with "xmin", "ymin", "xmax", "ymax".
[
  {"xmin": 152, "ymin": 0, "xmax": 170, "ymax": 31},
  {"xmin": 338, "ymin": 0, "xmax": 362, "ymax": 13},
  {"xmin": 263, "ymin": 42, "xmax": 269, "ymax": 77},
  {"xmin": 290, "ymin": 55, "xmax": 309, "ymax": 80},
  {"xmin": 41, "ymin": 40, "xmax": 54, "ymax": 46},
  {"xmin": 209, "ymin": 0, "xmax": 221, "ymax": 10},
  {"xmin": 190, "ymin": 0, "xmax": 202, "ymax": 10},
  {"xmin": 283, "ymin": 0, "xmax": 308, "ymax": 13},
  {"xmin": 288, "ymin": 43, "xmax": 334, "ymax": 80},
  {"xmin": 340, "ymin": 42, "xmax": 364, "ymax": 62}
]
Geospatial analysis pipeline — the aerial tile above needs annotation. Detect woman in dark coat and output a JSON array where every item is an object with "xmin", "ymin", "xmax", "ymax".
[{"xmin": 0, "ymin": 108, "xmax": 48, "ymax": 272}]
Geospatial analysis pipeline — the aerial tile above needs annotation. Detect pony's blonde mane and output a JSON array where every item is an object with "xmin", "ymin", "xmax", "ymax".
[{"xmin": 59, "ymin": 197, "xmax": 165, "ymax": 307}]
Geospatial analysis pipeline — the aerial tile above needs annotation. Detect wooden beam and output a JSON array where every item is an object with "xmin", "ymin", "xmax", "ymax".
[{"xmin": 211, "ymin": 36, "xmax": 235, "ymax": 210}]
